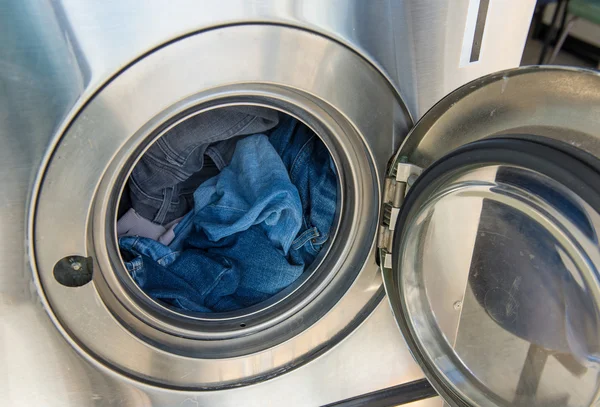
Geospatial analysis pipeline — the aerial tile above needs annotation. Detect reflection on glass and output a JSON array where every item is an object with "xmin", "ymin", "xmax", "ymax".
[{"xmin": 406, "ymin": 165, "xmax": 600, "ymax": 406}]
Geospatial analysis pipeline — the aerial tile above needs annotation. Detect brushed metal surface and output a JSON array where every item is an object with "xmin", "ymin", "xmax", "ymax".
[
  {"xmin": 34, "ymin": 24, "xmax": 410, "ymax": 388},
  {"xmin": 409, "ymin": 398, "xmax": 444, "ymax": 407},
  {"xmin": 0, "ymin": 0, "xmax": 533, "ymax": 405}
]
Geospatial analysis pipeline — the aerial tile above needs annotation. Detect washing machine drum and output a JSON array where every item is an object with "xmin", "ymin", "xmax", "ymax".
[
  {"xmin": 32, "ymin": 22, "xmax": 600, "ymax": 406},
  {"xmin": 33, "ymin": 24, "xmax": 409, "ymax": 390}
]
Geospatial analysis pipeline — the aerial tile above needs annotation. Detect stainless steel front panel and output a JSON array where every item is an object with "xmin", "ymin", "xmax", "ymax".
[
  {"xmin": 33, "ymin": 24, "xmax": 411, "ymax": 388},
  {"xmin": 1, "ymin": 1, "xmax": 533, "ymax": 405}
]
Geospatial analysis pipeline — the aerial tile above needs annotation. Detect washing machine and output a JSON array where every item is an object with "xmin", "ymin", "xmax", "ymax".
[{"xmin": 5, "ymin": 1, "xmax": 600, "ymax": 406}]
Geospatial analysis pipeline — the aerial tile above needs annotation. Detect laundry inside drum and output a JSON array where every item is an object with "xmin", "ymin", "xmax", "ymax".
[{"xmin": 116, "ymin": 106, "xmax": 339, "ymax": 314}]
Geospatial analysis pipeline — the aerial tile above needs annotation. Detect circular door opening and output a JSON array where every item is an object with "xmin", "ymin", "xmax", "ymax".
[
  {"xmin": 111, "ymin": 103, "xmax": 342, "ymax": 326},
  {"xmin": 91, "ymin": 88, "xmax": 379, "ymax": 355},
  {"xmin": 33, "ymin": 24, "xmax": 409, "ymax": 387}
]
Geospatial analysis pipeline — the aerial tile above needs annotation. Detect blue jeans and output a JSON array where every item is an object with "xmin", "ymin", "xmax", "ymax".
[
  {"xmin": 120, "ymin": 227, "xmax": 304, "ymax": 312},
  {"xmin": 268, "ymin": 116, "xmax": 337, "ymax": 265},
  {"xmin": 120, "ymin": 134, "xmax": 304, "ymax": 312},
  {"xmin": 128, "ymin": 106, "xmax": 279, "ymax": 225},
  {"xmin": 188, "ymin": 134, "xmax": 303, "ymax": 253}
]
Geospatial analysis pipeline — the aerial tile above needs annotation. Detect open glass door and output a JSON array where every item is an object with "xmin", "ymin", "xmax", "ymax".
[{"xmin": 381, "ymin": 67, "xmax": 600, "ymax": 407}]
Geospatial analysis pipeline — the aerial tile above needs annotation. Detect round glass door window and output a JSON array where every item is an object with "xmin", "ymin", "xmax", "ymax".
[{"xmin": 388, "ymin": 138, "xmax": 600, "ymax": 407}]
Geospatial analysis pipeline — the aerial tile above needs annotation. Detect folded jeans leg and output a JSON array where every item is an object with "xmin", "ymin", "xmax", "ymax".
[
  {"xmin": 269, "ymin": 116, "xmax": 338, "ymax": 266},
  {"xmin": 128, "ymin": 106, "xmax": 280, "ymax": 225},
  {"xmin": 191, "ymin": 134, "xmax": 303, "ymax": 254},
  {"xmin": 119, "ymin": 236, "xmax": 241, "ymax": 312}
]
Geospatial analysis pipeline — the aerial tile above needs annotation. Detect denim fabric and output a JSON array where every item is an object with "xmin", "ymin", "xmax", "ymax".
[
  {"xmin": 119, "ymin": 134, "xmax": 304, "ymax": 312},
  {"xmin": 187, "ymin": 226, "xmax": 303, "ymax": 311},
  {"xmin": 268, "ymin": 115, "xmax": 337, "ymax": 265},
  {"xmin": 119, "ymin": 235, "xmax": 236, "ymax": 313},
  {"xmin": 120, "ymin": 226, "xmax": 305, "ymax": 312},
  {"xmin": 190, "ymin": 134, "xmax": 302, "ymax": 253},
  {"xmin": 129, "ymin": 106, "xmax": 279, "ymax": 225}
]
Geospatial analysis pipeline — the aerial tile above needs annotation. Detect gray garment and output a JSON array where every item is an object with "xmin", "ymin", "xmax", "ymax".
[
  {"xmin": 129, "ymin": 106, "xmax": 279, "ymax": 224},
  {"xmin": 117, "ymin": 208, "xmax": 183, "ymax": 246}
]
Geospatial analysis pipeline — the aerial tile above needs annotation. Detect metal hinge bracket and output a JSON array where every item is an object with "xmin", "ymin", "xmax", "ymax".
[{"xmin": 378, "ymin": 160, "xmax": 422, "ymax": 270}]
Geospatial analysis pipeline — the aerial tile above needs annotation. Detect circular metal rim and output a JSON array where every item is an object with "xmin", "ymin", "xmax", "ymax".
[
  {"xmin": 101, "ymin": 93, "xmax": 349, "ymax": 336},
  {"xmin": 108, "ymin": 104, "xmax": 337, "ymax": 324},
  {"xmin": 90, "ymin": 84, "xmax": 375, "ymax": 348},
  {"xmin": 33, "ymin": 24, "xmax": 410, "ymax": 388},
  {"xmin": 383, "ymin": 66, "xmax": 600, "ymax": 407}
]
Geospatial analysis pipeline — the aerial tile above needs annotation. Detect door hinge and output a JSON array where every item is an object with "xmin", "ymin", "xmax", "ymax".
[{"xmin": 378, "ymin": 161, "xmax": 422, "ymax": 270}]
